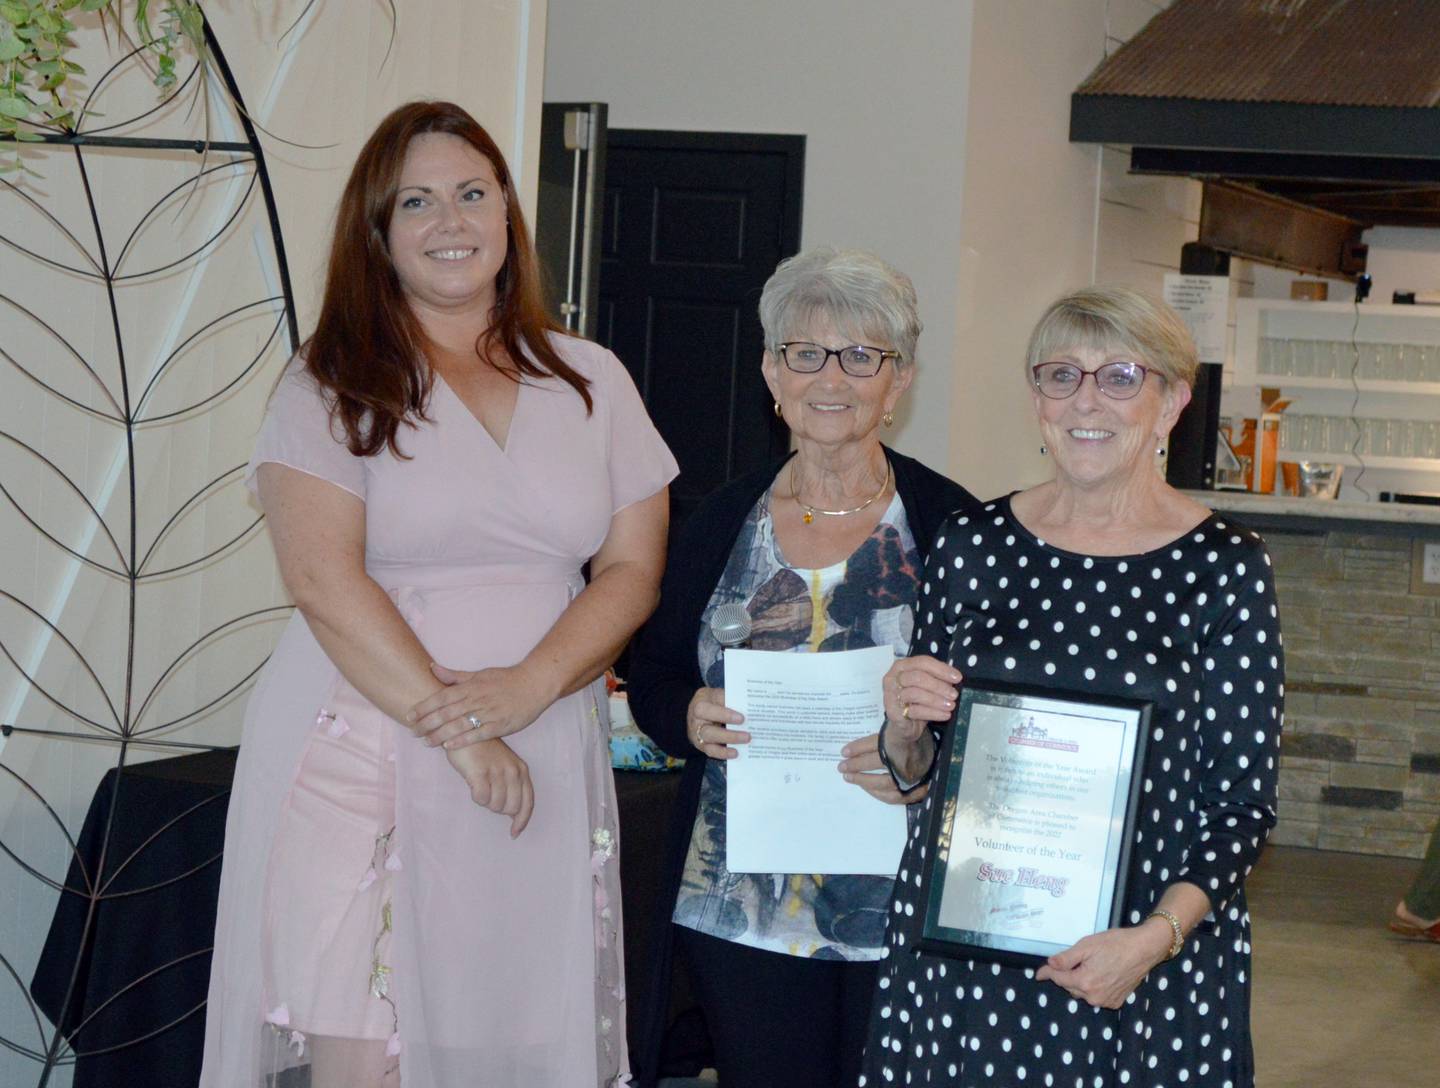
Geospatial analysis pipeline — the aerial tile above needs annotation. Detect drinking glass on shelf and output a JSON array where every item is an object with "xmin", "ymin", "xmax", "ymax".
[
  {"xmin": 1419, "ymin": 345, "xmax": 1440, "ymax": 384},
  {"xmin": 1357, "ymin": 343, "xmax": 1383, "ymax": 380},
  {"xmin": 1361, "ymin": 419, "xmax": 1386, "ymax": 455},
  {"xmin": 1419, "ymin": 421, "xmax": 1440, "ymax": 460},
  {"xmin": 1258, "ymin": 338, "xmax": 1275, "ymax": 375},
  {"xmin": 1278, "ymin": 413, "xmax": 1295, "ymax": 451},
  {"xmin": 1260, "ymin": 337, "xmax": 1291, "ymax": 376},
  {"xmin": 1382, "ymin": 420, "xmax": 1407, "ymax": 457},
  {"xmin": 1379, "ymin": 344, "xmax": 1405, "ymax": 381},
  {"xmin": 1324, "ymin": 416, "xmax": 1346, "ymax": 453},
  {"xmin": 1398, "ymin": 420, "xmax": 1423, "ymax": 459},
  {"xmin": 1290, "ymin": 340, "xmax": 1315, "ymax": 378},
  {"xmin": 1404, "ymin": 343, "xmax": 1427, "ymax": 383}
]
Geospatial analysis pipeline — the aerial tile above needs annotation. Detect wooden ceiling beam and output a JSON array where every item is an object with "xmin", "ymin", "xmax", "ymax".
[{"xmin": 1198, "ymin": 181, "xmax": 1369, "ymax": 281}]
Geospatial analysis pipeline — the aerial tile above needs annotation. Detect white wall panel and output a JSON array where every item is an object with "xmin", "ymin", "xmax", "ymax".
[{"xmin": 0, "ymin": 5, "xmax": 547, "ymax": 1082}]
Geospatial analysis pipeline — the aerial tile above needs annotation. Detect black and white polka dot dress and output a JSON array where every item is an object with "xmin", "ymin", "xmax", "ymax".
[{"xmin": 858, "ymin": 497, "xmax": 1283, "ymax": 1088}]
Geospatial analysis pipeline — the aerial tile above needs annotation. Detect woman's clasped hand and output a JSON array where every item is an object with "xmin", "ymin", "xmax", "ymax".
[{"xmin": 405, "ymin": 661, "xmax": 557, "ymax": 748}]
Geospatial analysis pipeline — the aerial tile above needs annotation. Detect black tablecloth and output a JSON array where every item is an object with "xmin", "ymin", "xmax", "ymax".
[
  {"xmin": 30, "ymin": 749, "xmax": 684, "ymax": 1087},
  {"xmin": 31, "ymin": 749, "xmax": 235, "ymax": 1088}
]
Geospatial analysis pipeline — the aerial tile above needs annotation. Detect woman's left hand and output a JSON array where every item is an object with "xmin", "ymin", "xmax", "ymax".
[
  {"xmin": 838, "ymin": 732, "xmax": 928, "ymax": 804},
  {"xmin": 407, "ymin": 662, "xmax": 555, "ymax": 749},
  {"xmin": 1034, "ymin": 921, "xmax": 1173, "ymax": 1009}
]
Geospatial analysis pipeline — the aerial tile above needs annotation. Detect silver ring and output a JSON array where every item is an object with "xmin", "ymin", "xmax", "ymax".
[
  {"xmin": 466, "ymin": 713, "xmax": 483, "ymax": 730},
  {"xmin": 697, "ymin": 724, "xmax": 708, "ymax": 746}
]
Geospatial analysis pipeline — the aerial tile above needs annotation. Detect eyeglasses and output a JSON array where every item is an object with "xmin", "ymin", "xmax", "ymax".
[
  {"xmin": 778, "ymin": 342, "xmax": 898, "ymax": 378},
  {"xmin": 1031, "ymin": 360, "xmax": 1156, "ymax": 401}
]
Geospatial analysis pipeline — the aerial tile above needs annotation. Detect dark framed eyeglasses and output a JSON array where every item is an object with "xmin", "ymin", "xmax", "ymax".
[
  {"xmin": 778, "ymin": 341, "xmax": 899, "ymax": 378},
  {"xmin": 1031, "ymin": 360, "xmax": 1156, "ymax": 401}
]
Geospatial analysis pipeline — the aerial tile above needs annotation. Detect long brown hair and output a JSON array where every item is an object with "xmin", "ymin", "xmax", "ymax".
[{"xmin": 304, "ymin": 100, "xmax": 590, "ymax": 456}]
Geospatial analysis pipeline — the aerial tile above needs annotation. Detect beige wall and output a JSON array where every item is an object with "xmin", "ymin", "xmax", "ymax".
[
  {"xmin": 543, "ymin": 0, "xmax": 976, "ymax": 474},
  {"xmin": 0, "ymin": 6, "xmax": 546, "ymax": 1079},
  {"xmin": 951, "ymin": 0, "xmax": 1197, "ymax": 498},
  {"xmin": 542, "ymin": 0, "xmax": 1196, "ymax": 499}
]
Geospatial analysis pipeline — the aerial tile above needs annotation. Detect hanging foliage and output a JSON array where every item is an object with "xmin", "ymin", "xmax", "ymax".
[{"xmin": 0, "ymin": 0, "xmax": 204, "ymax": 168}]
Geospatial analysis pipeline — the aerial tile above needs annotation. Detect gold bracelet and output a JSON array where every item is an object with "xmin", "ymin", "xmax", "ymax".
[{"xmin": 1148, "ymin": 908, "xmax": 1184, "ymax": 961}]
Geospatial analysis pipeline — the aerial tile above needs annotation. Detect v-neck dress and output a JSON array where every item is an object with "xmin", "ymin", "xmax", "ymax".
[{"xmin": 200, "ymin": 336, "xmax": 678, "ymax": 1088}]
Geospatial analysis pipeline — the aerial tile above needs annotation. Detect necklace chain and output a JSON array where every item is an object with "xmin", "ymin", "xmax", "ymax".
[{"xmin": 791, "ymin": 461, "xmax": 893, "ymax": 525}]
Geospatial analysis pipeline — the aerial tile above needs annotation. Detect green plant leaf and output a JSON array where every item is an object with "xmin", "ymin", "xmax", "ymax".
[
  {"xmin": 0, "ymin": 35, "xmax": 24, "ymax": 60},
  {"xmin": 80, "ymin": 0, "xmax": 109, "ymax": 11},
  {"xmin": 0, "ymin": 95, "xmax": 34, "ymax": 118},
  {"xmin": 14, "ymin": 127, "xmax": 43, "ymax": 141}
]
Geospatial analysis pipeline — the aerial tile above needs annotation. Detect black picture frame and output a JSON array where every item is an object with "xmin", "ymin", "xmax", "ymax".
[{"xmin": 916, "ymin": 679, "xmax": 1153, "ymax": 968}]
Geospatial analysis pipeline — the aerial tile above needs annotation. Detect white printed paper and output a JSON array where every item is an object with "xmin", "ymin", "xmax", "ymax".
[
  {"xmin": 1163, "ymin": 273, "xmax": 1229, "ymax": 364},
  {"xmin": 724, "ymin": 645, "xmax": 908, "ymax": 875}
]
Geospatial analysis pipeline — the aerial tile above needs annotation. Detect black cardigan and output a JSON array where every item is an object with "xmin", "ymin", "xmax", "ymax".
[{"xmin": 625, "ymin": 446, "xmax": 979, "ymax": 1086}]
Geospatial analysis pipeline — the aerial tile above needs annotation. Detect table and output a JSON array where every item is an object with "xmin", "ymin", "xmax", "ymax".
[
  {"xmin": 30, "ymin": 749, "xmax": 234, "ymax": 1088},
  {"xmin": 30, "ymin": 749, "xmax": 684, "ymax": 1086}
]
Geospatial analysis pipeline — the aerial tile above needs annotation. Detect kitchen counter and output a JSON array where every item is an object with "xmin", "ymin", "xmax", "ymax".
[{"xmin": 1183, "ymin": 490, "xmax": 1440, "ymax": 539}]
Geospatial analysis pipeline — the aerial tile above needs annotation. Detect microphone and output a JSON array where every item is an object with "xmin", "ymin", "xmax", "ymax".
[{"xmin": 710, "ymin": 602, "xmax": 752, "ymax": 649}]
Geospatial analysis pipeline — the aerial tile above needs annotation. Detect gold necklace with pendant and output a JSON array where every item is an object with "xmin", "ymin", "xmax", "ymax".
[{"xmin": 792, "ymin": 460, "xmax": 893, "ymax": 524}]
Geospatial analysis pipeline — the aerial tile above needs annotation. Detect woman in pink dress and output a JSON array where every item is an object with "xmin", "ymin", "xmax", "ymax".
[{"xmin": 200, "ymin": 101, "xmax": 677, "ymax": 1088}]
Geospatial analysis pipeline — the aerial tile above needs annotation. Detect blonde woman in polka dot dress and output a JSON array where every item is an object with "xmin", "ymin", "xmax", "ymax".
[{"xmin": 859, "ymin": 286, "xmax": 1283, "ymax": 1088}]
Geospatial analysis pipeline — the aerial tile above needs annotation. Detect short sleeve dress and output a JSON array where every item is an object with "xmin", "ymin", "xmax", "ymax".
[
  {"xmin": 858, "ymin": 496, "xmax": 1283, "ymax": 1088},
  {"xmin": 199, "ymin": 336, "xmax": 678, "ymax": 1088}
]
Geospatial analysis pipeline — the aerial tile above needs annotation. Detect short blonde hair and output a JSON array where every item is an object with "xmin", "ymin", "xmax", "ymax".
[{"xmin": 1025, "ymin": 286, "xmax": 1199, "ymax": 389}]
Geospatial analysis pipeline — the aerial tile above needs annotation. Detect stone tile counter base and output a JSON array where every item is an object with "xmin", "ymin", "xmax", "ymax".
[{"xmin": 1267, "ymin": 529, "xmax": 1440, "ymax": 857}]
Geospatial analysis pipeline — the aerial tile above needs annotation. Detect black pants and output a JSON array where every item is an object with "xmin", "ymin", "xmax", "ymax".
[{"xmin": 674, "ymin": 925, "xmax": 879, "ymax": 1088}]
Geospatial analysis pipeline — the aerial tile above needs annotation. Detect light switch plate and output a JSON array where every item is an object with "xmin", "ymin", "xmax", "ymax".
[{"xmin": 1411, "ymin": 540, "xmax": 1440, "ymax": 595}]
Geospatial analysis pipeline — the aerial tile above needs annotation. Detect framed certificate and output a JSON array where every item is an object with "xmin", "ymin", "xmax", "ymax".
[{"xmin": 917, "ymin": 679, "xmax": 1152, "ymax": 967}]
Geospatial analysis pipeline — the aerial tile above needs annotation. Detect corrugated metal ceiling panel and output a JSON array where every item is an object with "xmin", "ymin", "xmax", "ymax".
[{"xmin": 1078, "ymin": 0, "xmax": 1440, "ymax": 108}]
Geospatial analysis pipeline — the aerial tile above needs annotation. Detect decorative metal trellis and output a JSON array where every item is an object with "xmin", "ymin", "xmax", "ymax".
[{"xmin": 0, "ymin": 11, "xmax": 297, "ymax": 1086}]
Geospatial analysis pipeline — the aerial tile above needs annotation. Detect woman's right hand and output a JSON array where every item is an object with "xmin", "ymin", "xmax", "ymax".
[
  {"xmin": 883, "ymin": 655, "xmax": 962, "ymax": 748},
  {"xmin": 687, "ymin": 686, "xmax": 749, "ymax": 759},
  {"xmin": 445, "ymin": 738, "xmax": 535, "ymax": 838}
]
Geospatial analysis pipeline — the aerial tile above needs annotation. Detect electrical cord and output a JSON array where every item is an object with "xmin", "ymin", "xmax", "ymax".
[{"xmin": 1347, "ymin": 292, "xmax": 1371, "ymax": 501}]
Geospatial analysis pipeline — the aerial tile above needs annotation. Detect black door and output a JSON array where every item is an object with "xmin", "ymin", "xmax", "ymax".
[{"xmin": 596, "ymin": 130, "xmax": 805, "ymax": 525}]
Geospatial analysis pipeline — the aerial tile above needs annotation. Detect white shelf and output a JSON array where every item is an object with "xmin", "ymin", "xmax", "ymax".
[
  {"xmin": 1227, "ymin": 299, "xmax": 1440, "ymax": 501},
  {"xmin": 1256, "ymin": 376, "xmax": 1440, "ymax": 395},
  {"xmin": 1237, "ymin": 300, "xmax": 1440, "ymax": 318},
  {"xmin": 1278, "ymin": 450, "xmax": 1440, "ymax": 471},
  {"xmin": 1188, "ymin": 491, "xmax": 1440, "ymax": 536}
]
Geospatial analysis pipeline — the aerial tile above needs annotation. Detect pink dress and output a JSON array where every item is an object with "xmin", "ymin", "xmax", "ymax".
[{"xmin": 200, "ymin": 336, "xmax": 678, "ymax": 1088}]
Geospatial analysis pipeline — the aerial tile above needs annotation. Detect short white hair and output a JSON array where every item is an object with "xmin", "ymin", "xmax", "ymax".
[{"xmin": 759, "ymin": 248, "xmax": 921, "ymax": 366}]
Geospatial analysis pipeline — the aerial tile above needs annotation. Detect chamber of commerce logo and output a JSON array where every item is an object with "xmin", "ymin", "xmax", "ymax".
[{"xmin": 1008, "ymin": 715, "xmax": 1079, "ymax": 753}]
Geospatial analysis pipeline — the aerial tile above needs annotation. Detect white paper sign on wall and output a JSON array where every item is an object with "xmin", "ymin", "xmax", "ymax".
[{"xmin": 1162, "ymin": 274, "xmax": 1229, "ymax": 365}]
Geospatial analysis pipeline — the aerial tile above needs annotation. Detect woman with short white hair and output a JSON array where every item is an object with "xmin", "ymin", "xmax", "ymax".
[{"xmin": 628, "ymin": 249, "xmax": 979, "ymax": 1087}]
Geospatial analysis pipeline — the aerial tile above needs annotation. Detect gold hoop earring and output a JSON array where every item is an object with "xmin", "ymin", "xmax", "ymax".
[
  {"xmin": 774, "ymin": 401, "xmax": 783, "ymax": 418},
  {"xmin": 883, "ymin": 411, "xmax": 894, "ymax": 428}
]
